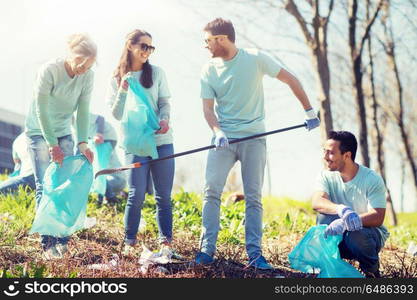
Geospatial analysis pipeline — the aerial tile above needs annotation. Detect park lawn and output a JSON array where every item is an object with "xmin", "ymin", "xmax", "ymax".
[{"xmin": 0, "ymin": 188, "xmax": 415, "ymax": 278}]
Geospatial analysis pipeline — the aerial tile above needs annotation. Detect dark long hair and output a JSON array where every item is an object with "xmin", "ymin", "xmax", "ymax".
[{"xmin": 113, "ymin": 29, "xmax": 153, "ymax": 88}]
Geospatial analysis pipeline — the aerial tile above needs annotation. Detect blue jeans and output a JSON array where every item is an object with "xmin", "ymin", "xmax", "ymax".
[
  {"xmin": 200, "ymin": 138, "xmax": 266, "ymax": 259},
  {"xmin": 317, "ymin": 213, "xmax": 383, "ymax": 273},
  {"xmin": 0, "ymin": 174, "xmax": 35, "ymax": 194},
  {"xmin": 105, "ymin": 175, "xmax": 126, "ymax": 199},
  {"xmin": 124, "ymin": 144, "xmax": 175, "ymax": 245},
  {"xmin": 27, "ymin": 134, "xmax": 74, "ymax": 249},
  {"xmin": 97, "ymin": 140, "xmax": 126, "ymax": 201}
]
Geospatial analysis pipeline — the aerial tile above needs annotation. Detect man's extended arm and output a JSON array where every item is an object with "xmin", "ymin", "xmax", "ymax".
[
  {"xmin": 202, "ymin": 99, "xmax": 221, "ymax": 133},
  {"xmin": 277, "ymin": 69, "xmax": 313, "ymax": 110},
  {"xmin": 313, "ymin": 191, "xmax": 385, "ymax": 227},
  {"xmin": 312, "ymin": 191, "xmax": 339, "ymax": 215},
  {"xmin": 277, "ymin": 69, "xmax": 320, "ymax": 130},
  {"xmin": 202, "ymin": 99, "xmax": 229, "ymax": 148}
]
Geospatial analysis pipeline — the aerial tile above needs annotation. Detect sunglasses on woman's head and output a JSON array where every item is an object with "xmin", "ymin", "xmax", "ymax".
[{"xmin": 138, "ymin": 43, "xmax": 155, "ymax": 53}]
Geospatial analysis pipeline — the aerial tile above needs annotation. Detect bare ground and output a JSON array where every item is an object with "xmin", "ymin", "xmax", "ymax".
[{"xmin": 1, "ymin": 224, "xmax": 416, "ymax": 278}]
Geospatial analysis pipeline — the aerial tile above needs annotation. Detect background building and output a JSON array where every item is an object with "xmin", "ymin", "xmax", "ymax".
[{"xmin": 0, "ymin": 108, "xmax": 25, "ymax": 173}]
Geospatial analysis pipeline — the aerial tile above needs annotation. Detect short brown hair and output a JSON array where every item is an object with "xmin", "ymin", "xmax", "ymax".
[
  {"xmin": 328, "ymin": 131, "xmax": 358, "ymax": 161},
  {"xmin": 204, "ymin": 18, "xmax": 235, "ymax": 43}
]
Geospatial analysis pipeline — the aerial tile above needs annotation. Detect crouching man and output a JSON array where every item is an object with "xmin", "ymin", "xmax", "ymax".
[{"xmin": 312, "ymin": 131, "xmax": 389, "ymax": 278}]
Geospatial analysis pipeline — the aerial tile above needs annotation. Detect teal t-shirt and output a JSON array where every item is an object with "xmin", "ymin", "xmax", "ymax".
[
  {"xmin": 107, "ymin": 65, "xmax": 173, "ymax": 147},
  {"xmin": 316, "ymin": 164, "xmax": 390, "ymax": 243},
  {"xmin": 200, "ymin": 48, "xmax": 282, "ymax": 138},
  {"xmin": 25, "ymin": 58, "xmax": 93, "ymax": 146}
]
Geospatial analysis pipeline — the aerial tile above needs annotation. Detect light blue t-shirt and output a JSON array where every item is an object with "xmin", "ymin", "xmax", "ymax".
[
  {"xmin": 25, "ymin": 58, "xmax": 93, "ymax": 145},
  {"xmin": 107, "ymin": 65, "xmax": 173, "ymax": 146},
  {"xmin": 200, "ymin": 48, "xmax": 282, "ymax": 138},
  {"xmin": 316, "ymin": 164, "xmax": 389, "ymax": 243}
]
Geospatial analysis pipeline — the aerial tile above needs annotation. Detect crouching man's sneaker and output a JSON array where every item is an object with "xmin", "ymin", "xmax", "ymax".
[
  {"xmin": 364, "ymin": 270, "xmax": 381, "ymax": 278},
  {"xmin": 248, "ymin": 255, "xmax": 274, "ymax": 270},
  {"xmin": 195, "ymin": 252, "xmax": 214, "ymax": 265}
]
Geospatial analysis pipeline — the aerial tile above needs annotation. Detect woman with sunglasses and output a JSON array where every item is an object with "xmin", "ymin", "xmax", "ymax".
[
  {"xmin": 25, "ymin": 33, "xmax": 96, "ymax": 259},
  {"xmin": 108, "ymin": 29, "xmax": 176, "ymax": 256}
]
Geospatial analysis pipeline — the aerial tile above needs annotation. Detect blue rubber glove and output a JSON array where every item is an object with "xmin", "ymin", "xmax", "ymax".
[
  {"xmin": 324, "ymin": 218, "xmax": 346, "ymax": 238},
  {"xmin": 214, "ymin": 130, "xmax": 229, "ymax": 149},
  {"xmin": 337, "ymin": 205, "xmax": 363, "ymax": 232},
  {"xmin": 305, "ymin": 108, "xmax": 320, "ymax": 131}
]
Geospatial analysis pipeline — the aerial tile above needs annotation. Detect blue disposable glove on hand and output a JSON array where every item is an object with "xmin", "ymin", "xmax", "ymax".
[
  {"xmin": 214, "ymin": 130, "xmax": 229, "ymax": 149},
  {"xmin": 324, "ymin": 218, "xmax": 346, "ymax": 238},
  {"xmin": 305, "ymin": 108, "xmax": 320, "ymax": 131},
  {"xmin": 337, "ymin": 205, "xmax": 363, "ymax": 232}
]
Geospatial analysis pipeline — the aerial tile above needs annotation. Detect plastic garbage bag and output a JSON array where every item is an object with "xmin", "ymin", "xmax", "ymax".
[
  {"xmin": 407, "ymin": 242, "xmax": 417, "ymax": 256},
  {"xmin": 120, "ymin": 77, "xmax": 159, "ymax": 159},
  {"xmin": 90, "ymin": 141, "xmax": 113, "ymax": 195},
  {"xmin": 288, "ymin": 225, "xmax": 364, "ymax": 278},
  {"xmin": 30, "ymin": 155, "xmax": 93, "ymax": 237},
  {"xmin": 84, "ymin": 217, "xmax": 97, "ymax": 229},
  {"xmin": 139, "ymin": 218, "xmax": 147, "ymax": 233},
  {"xmin": 9, "ymin": 168, "xmax": 20, "ymax": 178},
  {"xmin": 0, "ymin": 212, "xmax": 15, "ymax": 222}
]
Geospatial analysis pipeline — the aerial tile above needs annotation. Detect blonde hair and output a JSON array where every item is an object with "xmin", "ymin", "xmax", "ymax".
[{"xmin": 67, "ymin": 33, "xmax": 97, "ymax": 58}]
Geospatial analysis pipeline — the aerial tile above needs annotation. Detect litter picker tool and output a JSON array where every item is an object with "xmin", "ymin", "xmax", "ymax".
[{"xmin": 95, "ymin": 122, "xmax": 307, "ymax": 179}]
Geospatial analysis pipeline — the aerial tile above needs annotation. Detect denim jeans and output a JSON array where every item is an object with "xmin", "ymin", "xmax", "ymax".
[
  {"xmin": 98, "ymin": 141, "xmax": 126, "ymax": 200},
  {"xmin": 317, "ymin": 213, "xmax": 383, "ymax": 273},
  {"xmin": 27, "ymin": 134, "xmax": 74, "ymax": 249},
  {"xmin": 0, "ymin": 174, "xmax": 35, "ymax": 194},
  {"xmin": 200, "ymin": 138, "xmax": 266, "ymax": 259},
  {"xmin": 105, "ymin": 175, "xmax": 126, "ymax": 199},
  {"xmin": 124, "ymin": 144, "xmax": 175, "ymax": 245}
]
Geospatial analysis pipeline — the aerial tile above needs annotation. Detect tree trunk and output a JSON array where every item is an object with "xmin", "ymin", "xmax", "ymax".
[
  {"xmin": 351, "ymin": 56, "xmax": 370, "ymax": 166},
  {"xmin": 368, "ymin": 36, "xmax": 397, "ymax": 225},
  {"xmin": 381, "ymin": 7, "xmax": 417, "ymax": 193},
  {"xmin": 313, "ymin": 32, "xmax": 333, "ymax": 142},
  {"xmin": 349, "ymin": 0, "xmax": 370, "ymax": 166},
  {"xmin": 285, "ymin": 0, "xmax": 334, "ymax": 141}
]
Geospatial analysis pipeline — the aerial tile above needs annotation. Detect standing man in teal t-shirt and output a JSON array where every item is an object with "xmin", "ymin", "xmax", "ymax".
[
  {"xmin": 313, "ymin": 131, "xmax": 389, "ymax": 278},
  {"xmin": 196, "ymin": 18, "xmax": 320, "ymax": 269}
]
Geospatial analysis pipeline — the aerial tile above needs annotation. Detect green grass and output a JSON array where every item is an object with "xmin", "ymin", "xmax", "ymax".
[
  {"xmin": 0, "ymin": 185, "xmax": 416, "ymax": 277},
  {"xmin": 1, "ymin": 187, "xmax": 415, "ymax": 248},
  {"xmin": 386, "ymin": 213, "xmax": 417, "ymax": 248},
  {"xmin": 0, "ymin": 186, "xmax": 36, "ymax": 246}
]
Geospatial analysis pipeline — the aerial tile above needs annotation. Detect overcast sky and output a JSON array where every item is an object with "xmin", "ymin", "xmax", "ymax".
[{"xmin": 1, "ymin": 0, "xmax": 414, "ymax": 211}]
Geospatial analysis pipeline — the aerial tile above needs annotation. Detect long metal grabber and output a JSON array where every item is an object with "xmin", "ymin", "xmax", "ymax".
[{"xmin": 94, "ymin": 122, "xmax": 307, "ymax": 178}]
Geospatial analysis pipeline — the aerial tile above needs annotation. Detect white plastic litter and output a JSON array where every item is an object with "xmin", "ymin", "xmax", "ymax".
[
  {"xmin": 138, "ymin": 246, "xmax": 172, "ymax": 274},
  {"xmin": 139, "ymin": 218, "xmax": 147, "ymax": 233},
  {"xmin": 87, "ymin": 254, "xmax": 119, "ymax": 270},
  {"xmin": 84, "ymin": 217, "xmax": 97, "ymax": 229},
  {"xmin": 154, "ymin": 266, "xmax": 169, "ymax": 274},
  {"xmin": 0, "ymin": 212, "xmax": 15, "ymax": 222},
  {"xmin": 407, "ymin": 242, "xmax": 417, "ymax": 256}
]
